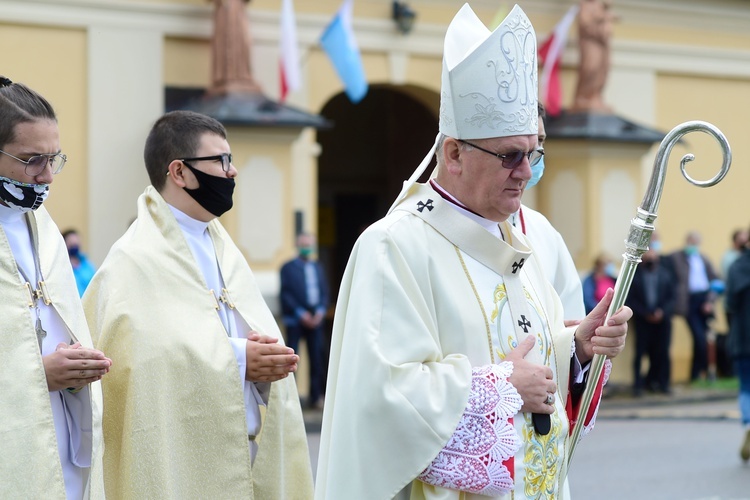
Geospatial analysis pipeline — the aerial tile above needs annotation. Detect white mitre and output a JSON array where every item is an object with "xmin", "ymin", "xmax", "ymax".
[
  {"xmin": 389, "ymin": 3, "xmax": 538, "ymax": 213},
  {"xmin": 440, "ymin": 3, "xmax": 538, "ymax": 140}
]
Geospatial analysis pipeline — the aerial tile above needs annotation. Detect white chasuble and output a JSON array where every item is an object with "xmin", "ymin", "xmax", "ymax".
[
  {"xmin": 0, "ymin": 205, "xmax": 105, "ymax": 500},
  {"xmin": 316, "ymin": 183, "xmax": 575, "ymax": 500},
  {"xmin": 84, "ymin": 186, "xmax": 313, "ymax": 499}
]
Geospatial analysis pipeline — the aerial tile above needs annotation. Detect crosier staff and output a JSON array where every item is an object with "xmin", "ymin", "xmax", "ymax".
[{"xmin": 567, "ymin": 120, "xmax": 732, "ymax": 464}]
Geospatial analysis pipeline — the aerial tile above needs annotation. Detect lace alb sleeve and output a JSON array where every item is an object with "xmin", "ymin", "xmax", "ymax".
[{"xmin": 418, "ymin": 362, "xmax": 523, "ymax": 495}]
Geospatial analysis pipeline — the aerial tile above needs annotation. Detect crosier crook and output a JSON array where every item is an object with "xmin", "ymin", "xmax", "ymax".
[{"xmin": 567, "ymin": 120, "xmax": 733, "ymax": 464}]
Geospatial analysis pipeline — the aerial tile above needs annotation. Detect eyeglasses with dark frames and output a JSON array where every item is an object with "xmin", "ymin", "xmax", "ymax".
[
  {"xmin": 0, "ymin": 149, "xmax": 67, "ymax": 176},
  {"xmin": 458, "ymin": 140, "xmax": 543, "ymax": 169},
  {"xmin": 179, "ymin": 153, "xmax": 233, "ymax": 172}
]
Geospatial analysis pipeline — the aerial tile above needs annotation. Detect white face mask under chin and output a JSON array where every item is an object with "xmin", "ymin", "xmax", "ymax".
[{"xmin": 0, "ymin": 175, "xmax": 50, "ymax": 213}]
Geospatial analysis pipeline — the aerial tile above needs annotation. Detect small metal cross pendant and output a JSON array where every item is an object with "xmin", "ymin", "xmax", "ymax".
[{"xmin": 35, "ymin": 317, "xmax": 47, "ymax": 351}]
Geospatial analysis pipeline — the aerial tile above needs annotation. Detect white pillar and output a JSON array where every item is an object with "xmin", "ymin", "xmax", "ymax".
[{"xmin": 88, "ymin": 26, "xmax": 163, "ymax": 263}]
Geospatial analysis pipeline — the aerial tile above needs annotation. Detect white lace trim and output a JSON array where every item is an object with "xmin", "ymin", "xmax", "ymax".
[
  {"xmin": 581, "ymin": 359, "xmax": 612, "ymax": 439},
  {"xmin": 418, "ymin": 362, "xmax": 523, "ymax": 495},
  {"xmin": 570, "ymin": 335, "xmax": 576, "ymax": 358}
]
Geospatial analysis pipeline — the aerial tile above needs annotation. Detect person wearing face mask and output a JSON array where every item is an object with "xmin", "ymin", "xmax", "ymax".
[
  {"xmin": 582, "ymin": 254, "xmax": 618, "ymax": 315},
  {"xmin": 670, "ymin": 231, "xmax": 719, "ymax": 382},
  {"xmin": 280, "ymin": 232, "xmax": 330, "ymax": 409},
  {"xmin": 720, "ymin": 229, "xmax": 748, "ymax": 331},
  {"xmin": 510, "ymin": 103, "xmax": 586, "ymax": 324},
  {"xmin": 82, "ymin": 110, "xmax": 313, "ymax": 498},
  {"xmin": 62, "ymin": 228, "xmax": 96, "ymax": 296},
  {"xmin": 721, "ymin": 229, "xmax": 749, "ymax": 281},
  {"xmin": 724, "ymin": 224, "xmax": 750, "ymax": 462},
  {"xmin": 0, "ymin": 76, "xmax": 111, "ymax": 499},
  {"xmin": 626, "ymin": 232, "xmax": 676, "ymax": 396}
]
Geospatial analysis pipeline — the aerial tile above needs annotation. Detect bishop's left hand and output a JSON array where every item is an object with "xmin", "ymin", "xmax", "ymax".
[{"xmin": 574, "ymin": 288, "xmax": 631, "ymax": 364}]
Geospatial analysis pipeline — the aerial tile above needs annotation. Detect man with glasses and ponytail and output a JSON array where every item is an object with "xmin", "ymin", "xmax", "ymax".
[
  {"xmin": 0, "ymin": 76, "xmax": 111, "ymax": 499},
  {"xmin": 83, "ymin": 110, "xmax": 313, "ymax": 498},
  {"xmin": 316, "ymin": 6, "xmax": 631, "ymax": 499}
]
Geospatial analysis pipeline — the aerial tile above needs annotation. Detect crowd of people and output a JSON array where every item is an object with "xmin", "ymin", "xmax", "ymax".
[
  {"xmin": 1, "ymin": 3, "xmax": 747, "ymax": 500},
  {"xmin": 611, "ymin": 227, "xmax": 749, "ymax": 462}
]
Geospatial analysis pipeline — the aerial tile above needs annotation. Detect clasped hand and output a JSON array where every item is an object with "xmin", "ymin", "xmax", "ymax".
[
  {"xmin": 43, "ymin": 342, "xmax": 112, "ymax": 392},
  {"xmin": 505, "ymin": 289, "xmax": 631, "ymax": 413},
  {"xmin": 300, "ymin": 311, "xmax": 324, "ymax": 329},
  {"xmin": 245, "ymin": 331, "xmax": 299, "ymax": 383}
]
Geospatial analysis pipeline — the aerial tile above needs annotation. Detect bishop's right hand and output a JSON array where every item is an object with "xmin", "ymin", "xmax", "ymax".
[{"xmin": 505, "ymin": 336, "xmax": 557, "ymax": 414}]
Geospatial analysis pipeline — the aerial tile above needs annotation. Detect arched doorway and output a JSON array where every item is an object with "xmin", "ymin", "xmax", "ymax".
[{"xmin": 316, "ymin": 84, "xmax": 440, "ymax": 303}]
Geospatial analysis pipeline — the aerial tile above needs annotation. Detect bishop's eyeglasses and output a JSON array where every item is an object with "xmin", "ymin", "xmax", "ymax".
[
  {"xmin": 0, "ymin": 149, "xmax": 67, "ymax": 176},
  {"xmin": 458, "ymin": 140, "xmax": 544, "ymax": 170}
]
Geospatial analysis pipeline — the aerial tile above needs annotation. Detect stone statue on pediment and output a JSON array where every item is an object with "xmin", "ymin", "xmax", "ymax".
[
  {"xmin": 572, "ymin": 0, "xmax": 616, "ymax": 113},
  {"xmin": 209, "ymin": 0, "xmax": 261, "ymax": 95}
]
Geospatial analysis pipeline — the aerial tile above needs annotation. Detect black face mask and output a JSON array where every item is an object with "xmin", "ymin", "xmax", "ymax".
[{"xmin": 183, "ymin": 163, "xmax": 235, "ymax": 217}]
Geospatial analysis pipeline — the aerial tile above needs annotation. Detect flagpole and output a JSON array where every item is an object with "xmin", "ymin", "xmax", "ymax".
[{"xmin": 567, "ymin": 121, "xmax": 732, "ymax": 465}]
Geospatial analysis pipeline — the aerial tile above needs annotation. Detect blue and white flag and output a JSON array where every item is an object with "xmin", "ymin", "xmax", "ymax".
[{"xmin": 320, "ymin": 0, "xmax": 368, "ymax": 103}]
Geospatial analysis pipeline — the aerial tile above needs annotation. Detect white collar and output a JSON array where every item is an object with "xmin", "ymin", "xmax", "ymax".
[
  {"xmin": 167, "ymin": 204, "xmax": 209, "ymax": 236},
  {"xmin": 0, "ymin": 203, "xmax": 26, "ymax": 225},
  {"xmin": 431, "ymin": 180, "xmax": 503, "ymax": 239}
]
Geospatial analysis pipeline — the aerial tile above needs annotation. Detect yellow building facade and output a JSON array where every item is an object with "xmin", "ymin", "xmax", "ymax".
[{"xmin": 2, "ymin": 0, "xmax": 750, "ymax": 386}]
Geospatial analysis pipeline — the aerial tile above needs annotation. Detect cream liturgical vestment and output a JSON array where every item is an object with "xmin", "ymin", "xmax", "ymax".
[
  {"xmin": 0, "ymin": 206, "xmax": 105, "ymax": 499},
  {"xmin": 83, "ymin": 187, "xmax": 313, "ymax": 499},
  {"xmin": 316, "ymin": 183, "xmax": 583, "ymax": 500}
]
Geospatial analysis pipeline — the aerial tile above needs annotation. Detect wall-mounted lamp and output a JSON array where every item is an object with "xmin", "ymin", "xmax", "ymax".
[{"xmin": 392, "ymin": 1, "xmax": 417, "ymax": 35}]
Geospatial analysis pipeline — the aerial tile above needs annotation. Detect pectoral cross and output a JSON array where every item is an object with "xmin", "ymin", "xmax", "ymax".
[
  {"xmin": 22, "ymin": 217, "xmax": 52, "ymax": 353},
  {"xmin": 35, "ymin": 316, "xmax": 47, "ymax": 351},
  {"xmin": 24, "ymin": 281, "xmax": 51, "ymax": 351}
]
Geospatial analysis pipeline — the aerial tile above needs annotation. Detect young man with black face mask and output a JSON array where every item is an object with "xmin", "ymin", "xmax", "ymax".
[
  {"xmin": 83, "ymin": 110, "xmax": 314, "ymax": 498},
  {"xmin": 0, "ymin": 76, "xmax": 111, "ymax": 499}
]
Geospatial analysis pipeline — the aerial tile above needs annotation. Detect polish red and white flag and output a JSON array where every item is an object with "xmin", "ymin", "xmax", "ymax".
[
  {"xmin": 279, "ymin": 0, "xmax": 301, "ymax": 101},
  {"xmin": 538, "ymin": 5, "xmax": 579, "ymax": 116}
]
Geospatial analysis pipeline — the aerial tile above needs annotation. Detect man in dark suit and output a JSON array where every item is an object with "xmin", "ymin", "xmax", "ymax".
[
  {"xmin": 627, "ymin": 236, "xmax": 676, "ymax": 395},
  {"xmin": 280, "ymin": 233, "xmax": 329, "ymax": 408},
  {"xmin": 670, "ymin": 231, "xmax": 719, "ymax": 381}
]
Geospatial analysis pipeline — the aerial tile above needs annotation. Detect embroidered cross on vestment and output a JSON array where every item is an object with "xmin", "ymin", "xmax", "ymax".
[
  {"xmin": 417, "ymin": 199, "xmax": 434, "ymax": 212},
  {"xmin": 518, "ymin": 314, "xmax": 532, "ymax": 333},
  {"xmin": 511, "ymin": 258, "xmax": 525, "ymax": 274}
]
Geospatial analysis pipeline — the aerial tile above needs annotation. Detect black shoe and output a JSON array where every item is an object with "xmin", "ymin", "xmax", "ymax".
[{"xmin": 741, "ymin": 429, "xmax": 750, "ymax": 462}]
